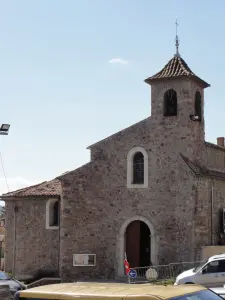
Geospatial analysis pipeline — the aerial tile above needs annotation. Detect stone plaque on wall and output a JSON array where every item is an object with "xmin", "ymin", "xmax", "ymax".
[{"xmin": 73, "ymin": 254, "xmax": 96, "ymax": 266}]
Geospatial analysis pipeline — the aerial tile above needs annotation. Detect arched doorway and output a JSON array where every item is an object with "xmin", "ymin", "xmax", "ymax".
[{"xmin": 125, "ymin": 220, "xmax": 151, "ymax": 268}]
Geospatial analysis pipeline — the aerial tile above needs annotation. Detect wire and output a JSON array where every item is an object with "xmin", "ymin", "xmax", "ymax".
[{"xmin": 0, "ymin": 151, "xmax": 10, "ymax": 193}]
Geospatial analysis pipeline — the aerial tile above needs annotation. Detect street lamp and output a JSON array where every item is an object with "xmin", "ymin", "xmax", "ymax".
[{"xmin": 0, "ymin": 124, "xmax": 10, "ymax": 135}]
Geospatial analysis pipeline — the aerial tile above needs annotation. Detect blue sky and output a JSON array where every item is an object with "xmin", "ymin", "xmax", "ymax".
[{"xmin": 0, "ymin": 0, "xmax": 224, "ymax": 197}]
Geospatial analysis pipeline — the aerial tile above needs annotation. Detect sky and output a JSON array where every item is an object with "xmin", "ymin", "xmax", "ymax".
[{"xmin": 0, "ymin": 0, "xmax": 224, "ymax": 201}]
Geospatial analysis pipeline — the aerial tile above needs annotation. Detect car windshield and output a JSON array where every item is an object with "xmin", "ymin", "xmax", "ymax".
[
  {"xmin": 171, "ymin": 290, "xmax": 224, "ymax": 300},
  {"xmin": 193, "ymin": 260, "xmax": 207, "ymax": 273},
  {"xmin": 0, "ymin": 271, "xmax": 10, "ymax": 280}
]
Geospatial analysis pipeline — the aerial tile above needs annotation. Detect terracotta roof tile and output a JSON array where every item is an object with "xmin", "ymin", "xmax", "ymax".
[
  {"xmin": 1, "ymin": 179, "xmax": 61, "ymax": 198},
  {"xmin": 180, "ymin": 153, "xmax": 225, "ymax": 181},
  {"xmin": 145, "ymin": 56, "xmax": 210, "ymax": 88}
]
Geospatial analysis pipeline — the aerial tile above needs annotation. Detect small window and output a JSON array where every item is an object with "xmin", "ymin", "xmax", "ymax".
[
  {"xmin": 46, "ymin": 199, "xmax": 60, "ymax": 229},
  {"xmin": 195, "ymin": 91, "xmax": 202, "ymax": 121},
  {"xmin": 164, "ymin": 89, "xmax": 177, "ymax": 116},
  {"xmin": 52, "ymin": 201, "xmax": 59, "ymax": 226},
  {"xmin": 133, "ymin": 152, "xmax": 144, "ymax": 184}
]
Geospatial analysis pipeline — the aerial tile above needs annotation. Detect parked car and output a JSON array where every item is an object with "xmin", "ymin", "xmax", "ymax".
[
  {"xmin": 174, "ymin": 254, "xmax": 225, "ymax": 287},
  {"xmin": 0, "ymin": 271, "xmax": 26, "ymax": 295}
]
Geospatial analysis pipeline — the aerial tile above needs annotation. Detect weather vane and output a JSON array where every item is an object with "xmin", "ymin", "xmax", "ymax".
[{"xmin": 175, "ymin": 19, "xmax": 180, "ymax": 57}]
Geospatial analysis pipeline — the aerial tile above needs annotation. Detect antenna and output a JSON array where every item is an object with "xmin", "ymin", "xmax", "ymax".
[{"xmin": 175, "ymin": 19, "xmax": 180, "ymax": 57}]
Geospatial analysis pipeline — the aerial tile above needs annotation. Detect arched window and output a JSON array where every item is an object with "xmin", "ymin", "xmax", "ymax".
[
  {"xmin": 195, "ymin": 91, "xmax": 202, "ymax": 122},
  {"xmin": 46, "ymin": 199, "xmax": 60, "ymax": 229},
  {"xmin": 127, "ymin": 147, "xmax": 148, "ymax": 188},
  {"xmin": 164, "ymin": 89, "xmax": 177, "ymax": 116},
  {"xmin": 133, "ymin": 152, "xmax": 144, "ymax": 184}
]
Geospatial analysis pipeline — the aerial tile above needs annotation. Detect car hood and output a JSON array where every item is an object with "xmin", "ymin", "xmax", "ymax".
[{"xmin": 177, "ymin": 268, "xmax": 195, "ymax": 280}]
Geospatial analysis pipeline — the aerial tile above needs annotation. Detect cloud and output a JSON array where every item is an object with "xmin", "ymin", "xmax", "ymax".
[
  {"xmin": 108, "ymin": 58, "xmax": 128, "ymax": 65},
  {"xmin": 0, "ymin": 177, "xmax": 43, "ymax": 205}
]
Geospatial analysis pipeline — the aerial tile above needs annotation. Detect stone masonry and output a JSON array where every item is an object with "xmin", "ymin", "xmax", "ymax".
[
  {"xmin": 3, "ymin": 180, "xmax": 61, "ymax": 280},
  {"xmin": 3, "ymin": 52, "xmax": 225, "ymax": 282}
]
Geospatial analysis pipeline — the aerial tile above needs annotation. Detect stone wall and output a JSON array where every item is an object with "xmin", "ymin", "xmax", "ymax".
[
  {"xmin": 192, "ymin": 177, "xmax": 225, "ymax": 261},
  {"xmin": 5, "ymin": 198, "xmax": 59, "ymax": 279},
  {"xmin": 204, "ymin": 143, "xmax": 225, "ymax": 171},
  {"xmin": 60, "ymin": 137, "xmax": 200, "ymax": 280},
  {"xmin": 60, "ymin": 156, "xmax": 197, "ymax": 281},
  {"xmin": 192, "ymin": 178, "xmax": 211, "ymax": 261},
  {"xmin": 212, "ymin": 180, "xmax": 225, "ymax": 244},
  {"xmin": 59, "ymin": 77, "xmax": 209, "ymax": 281}
]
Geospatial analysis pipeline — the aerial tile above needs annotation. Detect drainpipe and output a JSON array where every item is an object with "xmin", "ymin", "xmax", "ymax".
[
  {"xmin": 211, "ymin": 180, "xmax": 215, "ymax": 245},
  {"xmin": 12, "ymin": 204, "xmax": 18, "ymax": 277}
]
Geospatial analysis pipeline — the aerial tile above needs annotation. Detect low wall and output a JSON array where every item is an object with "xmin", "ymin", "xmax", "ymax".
[
  {"xmin": 201, "ymin": 246, "xmax": 225, "ymax": 261},
  {"xmin": 27, "ymin": 277, "xmax": 61, "ymax": 289}
]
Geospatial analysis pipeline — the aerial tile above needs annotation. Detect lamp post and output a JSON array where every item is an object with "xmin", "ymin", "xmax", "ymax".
[
  {"xmin": 0, "ymin": 124, "xmax": 10, "ymax": 272},
  {"xmin": 0, "ymin": 124, "xmax": 10, "ymax": 136}
]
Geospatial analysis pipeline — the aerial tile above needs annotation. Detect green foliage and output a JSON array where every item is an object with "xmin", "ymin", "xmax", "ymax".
[{"xmin": 151, "ymin": 278, "xmax": 175, "ymax": 285}]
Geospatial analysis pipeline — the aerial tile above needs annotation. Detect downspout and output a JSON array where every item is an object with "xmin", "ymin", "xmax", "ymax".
[
  {"xmin": 211, "ymin": 180, "xmax": 215, "ymax": 245},
  {"xmin": 12, "ymin": 204, "xmax": 18, "ymax": 277}
]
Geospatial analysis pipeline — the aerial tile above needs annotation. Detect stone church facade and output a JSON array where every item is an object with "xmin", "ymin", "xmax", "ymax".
[{"xmin": 3, "ymin": 49, "xmax": 225, "ymax": 282}]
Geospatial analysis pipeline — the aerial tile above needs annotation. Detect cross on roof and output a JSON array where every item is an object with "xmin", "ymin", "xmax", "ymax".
[{"xmin": 175, "ymin": 19, "xmax": 180, "ymax": 57}]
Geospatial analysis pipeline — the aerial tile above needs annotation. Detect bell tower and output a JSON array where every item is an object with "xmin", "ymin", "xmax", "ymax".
[{"xmin": 144, "ymin": 22, "xmax": 210, "ymax": 159}]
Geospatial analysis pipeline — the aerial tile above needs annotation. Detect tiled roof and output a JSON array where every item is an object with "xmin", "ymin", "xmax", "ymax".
[
  {"xmin": 1, "ymin": 179, "xmax": 61, "ymax": 198},
  {"xmin": 145, "ymin": 56, "xmax": 210, "ymax": 88},
  {"xmin": 180, "ymin": 153, "xmax": 225, "ymax": 181}
]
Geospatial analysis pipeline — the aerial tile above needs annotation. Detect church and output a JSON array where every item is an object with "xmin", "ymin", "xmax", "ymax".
[{"xmin": 3, "ymin": 39, "xmax": 225, "ymax": 282}]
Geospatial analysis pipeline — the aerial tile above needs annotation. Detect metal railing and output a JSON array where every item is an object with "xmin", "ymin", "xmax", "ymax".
[{"xmin": 128, "ymin": 261, "xmax": 203, "ymax": 284}]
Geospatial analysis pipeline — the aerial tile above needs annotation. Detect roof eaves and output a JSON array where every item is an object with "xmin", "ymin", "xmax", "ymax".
[
  {"xmin": 1, "ymin": 179, "xmax": 61, "ymax": 199},
  {"xmin": 2, "ymin": 193, "xmax": 60, "ymax": 200},
  {"xmin": 180, "ymin": 153, "xmax": 225, "ymax": 181},
  {"xmin": 205, "ymin": 141, "xmax": 225, "ymax": 152},
  {"xmin": 145, "ymin": 74, "xmax": 210, "ymax": 88},
  {"xmin": 192, "ymin": 75, "xmax": 210, "ymax": 88},
  {"xmin": 1, "ymin": 181, "xmax": 47, "ymax": 197}
]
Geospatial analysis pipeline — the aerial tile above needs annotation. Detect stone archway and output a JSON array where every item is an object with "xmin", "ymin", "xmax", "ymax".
[
  {"xmin": 116, "ymin": 216, "xmax": 157, "ymax": 277},
  {"xmin": 126, "ymin": 220, "xmax": 150, "ymax": 268}
]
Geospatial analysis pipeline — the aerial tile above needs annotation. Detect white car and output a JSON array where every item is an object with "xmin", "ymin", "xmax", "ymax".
[
  {"xmin": 175, "ymin": 254, "xmax": 225, "ymax": 287},
  {"xmin": 210, "ymin": 287, "xmax": 225, "ymax": 299}
]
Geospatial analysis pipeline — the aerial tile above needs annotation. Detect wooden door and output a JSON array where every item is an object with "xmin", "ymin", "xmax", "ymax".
[{"xmin": 126, "ymin": 221, "xmax": 140, "ymax": 268}]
